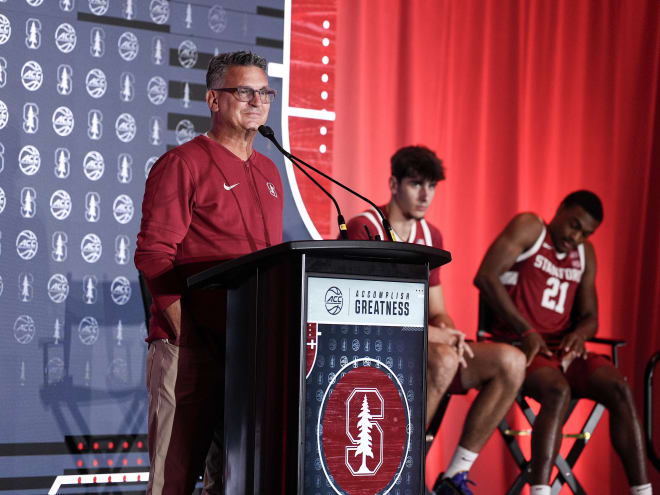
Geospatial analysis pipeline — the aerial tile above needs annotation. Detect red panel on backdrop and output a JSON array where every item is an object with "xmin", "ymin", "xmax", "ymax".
[
  {"xmin": 289, "ymin": 0, "xmax": 336, "ymax": 238},
  {"xmin": 330, "ymin": 0, "xmax": 660, "ymax": 492}
]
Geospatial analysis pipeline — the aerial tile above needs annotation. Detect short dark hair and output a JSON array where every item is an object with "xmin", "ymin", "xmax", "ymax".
[
  {"xmin": 206, "ymin": 51, "xmax": 268, "ymax": 89},
  {"xmin": 561, "ymin": 190, "xmax": 604, "ymax": 223},
  {"xmin": 390, "ymin": 146, "xmax": 446, "ymax": 183}
]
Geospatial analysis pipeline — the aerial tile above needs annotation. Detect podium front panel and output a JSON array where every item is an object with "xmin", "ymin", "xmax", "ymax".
[{"xmin": 303, "ymin": 275, "xmax": 426, "ymax": 495}]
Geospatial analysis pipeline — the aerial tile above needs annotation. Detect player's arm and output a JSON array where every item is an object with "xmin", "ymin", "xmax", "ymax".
[
  {"xmin": 473, "ymin": 213, "xmax": 552, "ymax": 364},
  {"xmin": 428, "ymin": 284, "xmax": 473, "ymax": 367},
  {"xmin": 559, "ymin": 241, "xmax": 598, "ymax": 357}
]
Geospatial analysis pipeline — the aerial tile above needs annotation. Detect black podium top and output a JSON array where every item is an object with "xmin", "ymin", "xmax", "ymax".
[{"xmin": 187, "ymin": 240, "xmax": 451, "ymax": 290}]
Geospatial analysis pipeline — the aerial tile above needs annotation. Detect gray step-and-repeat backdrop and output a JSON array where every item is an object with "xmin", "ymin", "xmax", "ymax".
[{"xmin": 0, "ymin": 1, "xmax": 288, "ymax": 492}]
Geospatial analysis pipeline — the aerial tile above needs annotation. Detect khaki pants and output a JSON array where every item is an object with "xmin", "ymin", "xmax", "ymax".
[{"xmin": 146, "ymin": 340, "xmax": 224, "ymax": 494}]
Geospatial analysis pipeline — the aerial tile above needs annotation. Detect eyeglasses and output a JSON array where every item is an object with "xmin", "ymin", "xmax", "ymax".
[{"xmin": 212, "ymin": 86, "xmax": 277, "ymax": 103}]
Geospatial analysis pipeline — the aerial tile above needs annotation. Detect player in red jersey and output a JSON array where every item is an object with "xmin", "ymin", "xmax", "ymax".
[
  {"xmin": 346, "ymin": 146, "xmax": 526, "ymax": 494},
  {"xmin": 474, "ymin": 191, "xmax": 652, "ymax": 495}
]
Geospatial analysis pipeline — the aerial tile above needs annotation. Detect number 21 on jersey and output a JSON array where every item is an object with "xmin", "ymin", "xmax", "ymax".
[{"xmin": 541, "ymin": 276, "xmax": 569, "ymax": 314}]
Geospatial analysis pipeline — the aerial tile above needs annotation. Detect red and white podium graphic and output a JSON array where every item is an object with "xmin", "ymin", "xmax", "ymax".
[
  {"xmin": 304, "ymin": 277, "xmax": 426, "ymax": 494},
  {"xmin": 319, "ymin": 362, "xmax": 410, "ymax": 495}
]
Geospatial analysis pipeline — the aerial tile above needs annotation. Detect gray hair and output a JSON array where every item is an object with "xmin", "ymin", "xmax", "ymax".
[{"xmin": 206, "ymin": 51, "xmax": 268, "ymax": 89}]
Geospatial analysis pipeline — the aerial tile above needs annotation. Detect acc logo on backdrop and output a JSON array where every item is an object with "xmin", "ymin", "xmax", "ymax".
[
  {"xmin": 80, "ymin": 233, "xmax": 102, "ymax": 263},
  {"xmin": 55, "ymin": 23, "xmax": 76, "ymax": 53},
  {"xmin": 107, "ymin": 357, "xmax": 129, "ymax": 388},
  {"xmin": 82, "ymin": 274, "xmax": 98, "ymax": 304},
  {"xmin": 16, "ymin": 230, "xmax": 38, "ymax": 260},
  {"xmin": 0, "ymin": 57, "xmax": 7, "ymax": 88},
  {"xmin": 14, "ymin": 315, "xmax": 36, "ymax": 345},
  {"xmin": 115, "ymin": 234, "xmax": 130, "ymax": 265},
  {"xmin": 115, "ymin": 113, "xmax": 136, "ymax": 142},
  {"xmin": 111, "ymin": 276, "xmax": 131, "ymax": 305},
  {"xmin": 113, "ymin": 194, "xmax": 134, "ymax": 224},
  {"xmin": 20, "ymin": 187, "xmax": 37, "ymax": 218},
  {"xmin": 19, "ymin": 145, "xmax": 40, "ymax": 175},
  {"xmin": 83, "ymin": 150, "xmax": 105, "ymax": 180},
  {"xmin": 85, "ymin": 68, "xmax": 107, "ymax": 98},
  {"xmin": 25, "ymin": 18, "xmax": 41, "ymax": 49},
  {"xmin": 118, "ymin": 31, "xmax": 139, "ymax": 61},
  {"xmin": 178, "ymin": 40, "xmax": 198, "ymax": 68},
  {"xmin": 0, "ymin": 14, "xmax": 11, "ymax": 45},
  {"xmin": 26, "ymin": 0, "xmax": 45, "ymax": 6},
  {"xmin": 318, "ymin": 359, "xmax": 410, "ymax": 495},
  {"xmin": 89, "ymin": 0, "xmax": 109, "ymax": 16},
  {"xmin": 21, "ymin": 61, "xmax": 43, "ymax": 91},
  {"xmin": 48, "ymin": 273, "xmax": 69, "ymax": 303},
  {"xmin": 147, "ymin": 76, "xmax": 167, "ymax": 105},
  {"xmin": 47, "ymin": 357, "xmax": 65, "ymax": 384},
  {"xmin": 52, "ymin": 231, "xmax": 68, "ymax": 262},
  {"xmin": 0, "ymin": 275, "xmax": 3, "ymax": 297},
  {"xmin": 57, "ymin": 64, "xmax": 73, "ymax": 95},
  {"xmin": 23, "ymin": 103, "xmax": 39, "ymax": 134},
  {"xmin": 120, "ymin": 72, "xmax": 135, "ymax": 102},
  {"xmin": 0, "ymin": 187, "xmax": 6, "ymax": 214},
  {"xmin": 85, "ymin": 192, "xmax": 100, "ymax": 222},
  {"xmin": 52, "ymin": 106, "xmax": 74, "ymax": 136},
  {"xmin": 208, "ymin": 5, "xmax": 228, "ymax": 33},
  {"xmin": 0, "ymin": 141, "xmax": 4, "ymax": 172},
  {"xmin": 88, "ymin": 110, "xmax": 103, "ymax": 140},
  {"xmin": 175, "ymin": 119, "xmax": 195, "ymax": 145},
  {"xmin": 0, "ymin": 100, "xmax": 7, "ymax": 129},
  {"xmin": 50, "ymin": 190, "xmax": 72, "ymax": 220},
  {"xmin": 150, "ymin": 0, "xmax": 170, "ymax": 24},
  {"xmin": 90, "ymin": 27, "xmax": 105, "ymax": 57},
  {"xmin": 145, "ymin": 156, "xmax": 158, "ymax": 178},
  {"xmin": 117, "ymin": 153, "xmax": 133, "ymax": 183},
  {"xmin": 18, "ymin": 272, "xmax": 34, "ymax": 302},
  {"xmin": 78, "ymin": 316, "xmax": 100, "ymax": 345}
]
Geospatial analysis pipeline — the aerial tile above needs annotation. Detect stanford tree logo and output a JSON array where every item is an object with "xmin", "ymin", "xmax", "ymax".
[{"xmin": 318, "ymin": 359, "xmax": 410, "ymax": 495}]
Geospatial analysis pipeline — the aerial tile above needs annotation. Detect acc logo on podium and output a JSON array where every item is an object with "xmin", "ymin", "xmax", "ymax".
[
  {"xmin": 324, "ymin": 286, "xmax": 343, "ymax": 315},
  {"xmin": 318, "ymin": 358, "xmax": 410, "ymax": 495}
]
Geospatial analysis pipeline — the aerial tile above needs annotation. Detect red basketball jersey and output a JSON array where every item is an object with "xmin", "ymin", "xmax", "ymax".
[
  {"xmin": 345, "ymin": 206, "xmax": 444, "ymax": 286},
  {"xmin": 491, "ymin": 223, "xmax": 586, "ymax": 345}
]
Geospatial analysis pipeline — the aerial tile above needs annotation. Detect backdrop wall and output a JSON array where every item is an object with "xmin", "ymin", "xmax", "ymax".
[{"xmin": 333, "ymin": 1, "xmax": 660, "ymax": 492}]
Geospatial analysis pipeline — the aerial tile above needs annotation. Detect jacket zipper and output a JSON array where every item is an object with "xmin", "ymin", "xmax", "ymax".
[{"xmin": 244, "ymin": 159, "xmax": 271, "ymax": 246}]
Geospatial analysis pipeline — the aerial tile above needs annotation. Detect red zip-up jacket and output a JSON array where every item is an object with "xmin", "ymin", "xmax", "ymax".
[{"xmin": 135, "ymin": 135, "xmax": 283, "ymax": 343}]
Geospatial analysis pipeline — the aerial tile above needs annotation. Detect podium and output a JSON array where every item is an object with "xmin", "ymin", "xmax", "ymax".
[{"xmin": 187, "ymin": 240, "xmax": 451, "ymax": 495}]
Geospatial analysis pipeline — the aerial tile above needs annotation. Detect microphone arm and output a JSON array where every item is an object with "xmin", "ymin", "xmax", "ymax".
[
  {"xmin": 291, "ymin": 154, "xmax": 349, "ymax": 239},
  {"xmin": 258, "ymin": 125, "xmax": 347, "ymax": 238},
  {"xmin": 258, "ymin": 125, "xmax": 396, "ymax": 242}
]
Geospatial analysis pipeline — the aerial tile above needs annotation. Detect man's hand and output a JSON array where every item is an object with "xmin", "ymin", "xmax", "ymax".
[
  {"xmin": 429, "ymin": 324, "xmax": 474, "ymax": 368},
  {"xmin": 559, "ymin": 331, "xmax": 588, "ymax": 359},
  {"xmin": 521, "ymin": 331, "xmax": 552, "ymax": 366},
  {"xmin": 558, "ymin": 330, "xmax": 589, "ymax": 371}
]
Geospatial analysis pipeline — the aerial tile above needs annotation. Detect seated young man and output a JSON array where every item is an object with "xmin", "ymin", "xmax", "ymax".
[
  {"xmin": 346, "ymin": 145, "xmax": 526, "ymax": 494},
  {"xmin": 474, "ymin": 190, "xmax": 652, "ymax": 495}
]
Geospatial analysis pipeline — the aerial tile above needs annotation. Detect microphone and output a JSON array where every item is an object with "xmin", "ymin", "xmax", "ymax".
[
  {"xmin": 258, "ymin": 125, "xmax": 396, "ymax": 242},
  {"xmin": 259, "ymin": 126, "xmax": 348, "ymax": 239}
]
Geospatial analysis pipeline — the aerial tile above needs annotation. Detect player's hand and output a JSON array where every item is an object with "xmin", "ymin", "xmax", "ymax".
[
  {"xmin": 560, "ymin": 331, "xmax": 588, "ymax": 359},
  {"xmin": 521, "ymin": 331, "xmax": 551, "ymax": 367},
  {"xmin": 441, "ymin": 324, "xmax": 474, "ymax": 369}
]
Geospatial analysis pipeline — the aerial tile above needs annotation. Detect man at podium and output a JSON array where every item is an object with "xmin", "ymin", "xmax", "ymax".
[
  {"xmin": 345, "ymin": 145, "xmax": 525, "ymax": 493},
  {"xmin": 135, "ymin": 51, "xmax": 283, "ymax": 494}
]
